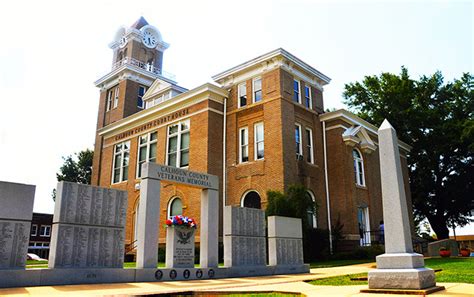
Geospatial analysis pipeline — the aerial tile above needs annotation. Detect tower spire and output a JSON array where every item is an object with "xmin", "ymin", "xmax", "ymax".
[{"xmin": 131, "ymin": 16, "xmax": 149, "ymax": 29}]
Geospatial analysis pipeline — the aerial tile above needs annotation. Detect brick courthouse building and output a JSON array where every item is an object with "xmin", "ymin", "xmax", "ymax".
[{"xmin": 91, "ymin": 17, "xmax": 413, "ymax": 253}]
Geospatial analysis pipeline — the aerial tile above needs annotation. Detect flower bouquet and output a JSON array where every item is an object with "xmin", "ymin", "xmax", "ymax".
[{"xmin": 165, "ymin": 215, "xmax": 198, "ymax": 228}]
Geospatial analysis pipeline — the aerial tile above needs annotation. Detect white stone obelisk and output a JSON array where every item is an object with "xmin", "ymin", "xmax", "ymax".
[{"xmin": 368, "ymin": 120, "xmax": 435, "ymax": 289}]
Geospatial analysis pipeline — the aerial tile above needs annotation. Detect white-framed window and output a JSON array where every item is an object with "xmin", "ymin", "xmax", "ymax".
[
  {"xmin": 239, "ymin": 127, "xmax": 249, "ymax": 163},
  {"xmin": 358, "ymin": 206, "xmax": 371, "ymax": 246},
  {"xmin": 295, "ymin": 124, "xmax": 302, "ymax": 158},
  {"xmin": 168, "ymin": 197, "xmax": 183, "ymax": 218},
  {"xmin": 137, "ymin": 85, "xmax": 147, "ymax": 109},
  {"xmin": 293, "ymin": 79, "xmax": 301, "ymax": 103},
  {"xmin": 305, "ymin": 128, "xmax": 314, "ymax": 164},
  {"xmin": 306, "ymin": 191, "xmax": 317, "ymax": 229},
  {"xmin": 238, "ymin": 82, "xmax": 247, "ymax": 108},
  {"xmin": 113, "ymin": 86, "xmax": 120, "ymax": 109},
  {"xmin": 112, "ymin": 141, "xmax": 130, "ymax": 184},
  {"xmin": 39, "ymin": 225, "xmax": 51, "ymax": 237},
  {"xmin": 31, "ymin": 224, "xmax": 38, "ymax": 236},
  {"xmin": 254, "ymin": 122, "xmax": 264, "ymax": 160},
  {"xmin": 106, "ymin": 89, "xmax": 113, "ymax": 111},
  {"xmin": 304, "ymin": 85, "xmax": 312, "ymax": 109},
  {"xmin": 167, "ymin": 120, "xmax": 190, "ymax": 168},
  {"xmin": 136, "ymin": 131, "xmax": 157, "ymax": 178},
  {"xmin": 353, "ymin": 149, "xmax": 365, "ymax": 186},
  {"xmin": 241, "ymin": 190, "xmax": 262, "ymax": 209},
  {"xmin": 253, "ymin": 77, "xmax": 262, "ymax": 103}
]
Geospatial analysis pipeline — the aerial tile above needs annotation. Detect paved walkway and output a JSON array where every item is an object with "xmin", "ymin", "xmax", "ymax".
[{"xmin": 0, "ymin": 263, "xmax": 472, "ymax": 296}]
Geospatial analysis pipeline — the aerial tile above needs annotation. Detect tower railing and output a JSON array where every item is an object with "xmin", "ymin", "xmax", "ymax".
[{"xmin": 112, "ymin": 57, "xmax": 176, "ymax": 81}]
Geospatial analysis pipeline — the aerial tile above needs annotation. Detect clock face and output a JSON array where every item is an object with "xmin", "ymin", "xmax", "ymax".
[
  {"xmin": 142, "ymin": 28, "xmax": 158, "ymax": 48},
  {"xmin": 119, "ymin": 36, "xmax": 127, "ymax": 48}
]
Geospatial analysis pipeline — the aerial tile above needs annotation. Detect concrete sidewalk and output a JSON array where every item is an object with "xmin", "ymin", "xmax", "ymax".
[{"xmin": 0, "ymin": 263, "xmax": 472, "ymax": 296}]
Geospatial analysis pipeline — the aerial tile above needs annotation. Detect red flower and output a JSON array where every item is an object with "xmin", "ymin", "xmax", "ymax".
[{"xmin": 165, "ymin": 219, "xmax": 172, "ymax": 226}]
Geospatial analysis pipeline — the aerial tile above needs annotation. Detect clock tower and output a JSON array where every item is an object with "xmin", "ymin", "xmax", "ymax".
[{"xmin": 92, "ymin": 16, "xmax": 173, "ymax": 185}]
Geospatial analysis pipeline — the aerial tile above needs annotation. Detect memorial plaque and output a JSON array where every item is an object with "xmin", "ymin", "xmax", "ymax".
[
  {"xmin": 0, "ymin": 181, "xmax": 35, "ymax": 269},
  {"xmin": 49, "ymin": 182, "xmax": 127, "ymax": 269},
  {"xmin": 224, "ymin": 206, "xmax": 267, "ymax": 267},
  {"xmin": 166, "ymin": 226, "xmax": 195, "ymax": 268}
]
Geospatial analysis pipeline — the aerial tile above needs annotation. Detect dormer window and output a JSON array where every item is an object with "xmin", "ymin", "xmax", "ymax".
[{"xmin": 238, "ymin": 82, "xmax": 247, "ymax": 108}]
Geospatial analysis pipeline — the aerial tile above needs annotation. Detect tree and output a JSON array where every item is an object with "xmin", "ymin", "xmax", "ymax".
[
  {"xmin": 266, "ymin": 184, "xmax": 316, "ymax": 230},
  {"xmin": 343, "ymin": 67, "xmax": 473, "ymax": 239},
  {"xmin": 52, "ymin": 149, "xmax": 94, "ymax": 200},
  {"xmin": 266, "ymin": 185, "xmax": 324, "ymax": 261}
]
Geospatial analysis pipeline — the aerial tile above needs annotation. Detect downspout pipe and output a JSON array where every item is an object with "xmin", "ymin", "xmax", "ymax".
[
  {"xmin": 222, "ymin": 97, "xmax": 227, "ymax": 207},
  {"xmin": 222, "ymin": 97, "xmax": 227, "ymax": 239},
  {"xmin": 323, "ymin": 120, "xmax": 333, "ymax": 254}
]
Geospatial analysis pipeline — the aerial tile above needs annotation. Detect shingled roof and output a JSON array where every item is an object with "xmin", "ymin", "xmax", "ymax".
[{"xmin": 131, "ymin": 16, "xmax": 149, "ymax": 29}]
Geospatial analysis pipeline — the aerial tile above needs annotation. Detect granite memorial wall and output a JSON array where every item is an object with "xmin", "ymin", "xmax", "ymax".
[
  {"xmin": 224, "ymin": 206, "xmax": 266, "ymax": 267},
  {"xmin": 49, "ymin": 181, "xmax": 127, "ymax": 268},
  {"xmin": 0, "ymin": 181, "xmax": 35, "ymax": 269},
  {"xmin": 268, "ymin": 216, "xmax": 304, "ymax": 266}
]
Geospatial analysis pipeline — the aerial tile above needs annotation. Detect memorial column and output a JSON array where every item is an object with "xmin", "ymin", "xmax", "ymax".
[
  {"xmin": 200, "ymin": 188, "xmax": 219, "ymax": 268},
  {"xmin": 136, "ymin": 163, "xmax": 161, "ymax": 269}
]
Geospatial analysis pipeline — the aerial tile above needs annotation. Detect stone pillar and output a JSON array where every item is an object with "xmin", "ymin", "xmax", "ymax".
[
  {"xmin": 368, "ymin": 120, "xmax": 435, "ymax": 290},
  {"xmin": 200, "ymin": 189, "xmax": 219, "ymax": 268},
  {"xmin": 268, "ymin": 216, "xmax": 303, "ymax": 266},
  {"xmin": 136, "ymin": 167, "xmax": 161, "ymax": 269}
]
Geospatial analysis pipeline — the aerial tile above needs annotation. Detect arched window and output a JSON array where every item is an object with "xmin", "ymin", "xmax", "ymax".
[
  {"xmin": 168, "ymin": 197, "xmax": 183, "ymax": 218},
  {"xmin": 353, "ymin": 149, "xmax": 365, "ymax": 186},
  {"xmin": 306, "ymin": 191, "xmax": 317, "ymax": 229},
  {"xmin": 241, "ymin": 191, "xmax": 261, "ymax": 209}
]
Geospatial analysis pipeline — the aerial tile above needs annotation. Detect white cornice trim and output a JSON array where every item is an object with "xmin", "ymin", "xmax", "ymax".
[
  {"xmin": 94, "ymin": 63, "xmax": 177, "ymax": 89},
  {"xmin": 98, "ymin": 83, "xmax": 228, "ymax": 136},
  {"xmin": 320, "ymin": 109, "xmax": 412, "ymax": 152},
  {"xmin": 212, "ymin": 48, "xmax": 331, "ymax": 86},
  {"xmin": 325, "ymin": 124, "xmax": 349, "ymax": 131}
]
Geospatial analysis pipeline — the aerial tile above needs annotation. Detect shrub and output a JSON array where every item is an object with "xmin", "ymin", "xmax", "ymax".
[
  {"xmin": 304, "ymin": 228, "xmax": 330, "ymax": 261},
  {"xmin": 334, "ymin": 245, "xmax": 384, "ymax": 260}
]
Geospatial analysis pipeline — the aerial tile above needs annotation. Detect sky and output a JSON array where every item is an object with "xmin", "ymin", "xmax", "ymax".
[{"xmin": 0, "ymin": 0, "xmax": 472, "ymax": 234}]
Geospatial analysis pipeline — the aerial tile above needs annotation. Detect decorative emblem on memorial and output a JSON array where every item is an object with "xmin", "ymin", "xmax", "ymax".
[
  {"xmin": 183, "ymin": 269, "xmax": 190, "ymax": 279},
  {"xmin": 154, "ymin": 270, "xmax": 163, "ymax": 280},
  {"xmin": 208, "ymin": 269, "xmax": 215, "ymax": 278},
  {"xmin": 165, "ymin": 215, "xmax": 198, "ymax": 269},
  {"xmin": 177, "ymin": 228, "xmax": 194, "ymax": 245},
  {"xmin": 196, "ymin": 269, "xmax": 203, "ymax": 278}
]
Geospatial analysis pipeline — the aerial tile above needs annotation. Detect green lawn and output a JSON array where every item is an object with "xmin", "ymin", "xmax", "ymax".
[
  {"xmin": 309, "ymin": 273, "xmax": 368, "ymax": 286},
  {"xmin": 309, "ymin": 257, "xmax": 474, "ymax": 286},
  {"xmin": 309, "ymin": 259, "xmax": 374, "ymax": 268},
  {"xmin": 26, "ymin": 260, "xmax": 48, "ymax": 265},
  {"xmin": 425, "ymin": 257, "xmax": 474, "ymax": 283}
]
